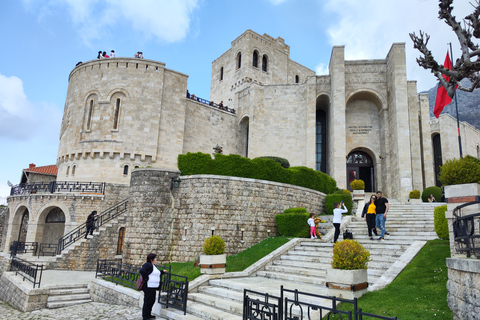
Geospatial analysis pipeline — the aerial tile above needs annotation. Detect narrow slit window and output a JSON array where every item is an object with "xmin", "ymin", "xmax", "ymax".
[
  {"xmin": 253, "ymin": 51, "xmax": 258, "ymax": 68},
  {"xmin": 237, "ymin": 52, "xmax": 242, "ymax": 69},
  {"xmin": 295, "ymin": 75, "xmax": 299, "ymax": 83},
  {"xmin": 220, "ymin": 67, "xmax": 224, "ymax": 81},
  {"xmin": 86, "ymin": 100, "xmax": 94, "ymax": 131},
  {"xmin": 66, "ymin": 166, "xmax": 70, "ymax": 176},
  {"xmin": 71, "ymin": 165, "xmax": 76, "ymax": 176},
  {"xmin": 113, "ymin": 98, "xmax": 120, "ymax": 129},
  {"xmin": 262, "ymin": 55, "xmax": 268, "ymax": 72},
  {"xmin": 123, "ymin": 165, "xmax": 129, "ymax": 175}
]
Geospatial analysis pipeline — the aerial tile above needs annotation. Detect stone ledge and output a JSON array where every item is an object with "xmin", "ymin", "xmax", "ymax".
[{"xmin": 446, "ymin": 257, "xmax": 480, "ymax": 273}]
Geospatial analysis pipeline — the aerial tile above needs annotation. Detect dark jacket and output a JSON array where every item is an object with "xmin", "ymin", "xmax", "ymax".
[
  {"xmin": 362, "ymin": 201, "xmax": 372, "ymax": 218},
  {"xmin": 86, "ymin": 213, "xmax": 96, "ymax": 228},
  {"xmin": 140, "ymin": 262, "xmax": 165, "ymax": 289}
]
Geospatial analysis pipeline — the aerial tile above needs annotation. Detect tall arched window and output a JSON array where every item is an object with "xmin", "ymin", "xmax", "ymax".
[
  {"xmin": 433, "ymin": 134, "xmax": 443, "ymax": 187},
  {"xmin": 253, "ymin": 51, "xmax": 258, "ymax": 68},
  {"xmin": 86, "ymin": 100, "xmax": 94, "ymax": 131},
  {"xmin": 71, "ymin": 165, "xmax": 76, "ymax": 176},
  {"xmin": 220, "ymin": 67, "xmax": 224, "ymax": 81},
  {"xmin": 113, "ymin": 98, "xmax": 121, "ymax": 129},
  {"xmin": 66, "ymin": 166, "xmax": 70, "ymax": 176},
  {"xmin": 123, "ymin": 165, "xmax": 129, "ymax": 175},
  {"xmin": 117, "ymin": 227, "xmax": 125, "ymax": 255},
  {"xmin": 316, "ymin": 109, "xmax": 327, "ymax": 173},
  {"xmin": 240, "ymin": 117, "xmax": 249, "ymax": 158},
  {"xmin": 262, "ymin": 55, "xmax": 268, "ymax": 72},
  {"xmin": 295, "ymin": 75, "xmax": 299, "ymax": 83},
  {"xmin": 237, "ymin": 52, "xmax": 242, "ymax": 69}
]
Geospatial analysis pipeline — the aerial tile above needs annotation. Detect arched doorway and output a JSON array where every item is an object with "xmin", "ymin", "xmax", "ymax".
[
  {"xmin": 239, "ymin": 116, "xmax": 249, "ymax": 157},
  {"xmin": 316, "ymin": 95, "xmax": 329, "ymax": 173},
  {"xmin": 432, "ymin": 134, "xmax": 443, "ymax": 187},
  {"xmin": 347, "ymin": 151, "xmax": 375, "ymax": 192},
  {"xmin": 18, "ymin": 208, "xmax": 29, "ymax": 243},
  {"xmin": 41, "ymin": 208, "xmax": 66, "ymax": 245}
]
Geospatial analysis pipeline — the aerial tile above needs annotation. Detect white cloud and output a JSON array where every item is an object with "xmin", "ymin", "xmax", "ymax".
[
  {"xmin": 321, "ymin": 0, "xmax": 473, "ymax": 91},
  {"xmin": 23, "ymin": 0, "xmax": 200, "ymax": 45},
  {"xmin": 0, "ymin": 73, "xmax": 62, "ymax": 141},
  {"xmin": 315, "ymin": 62, "xmax": 329, "ymax": 75},
  {"xmin": 266, "ymin": 0, "xmax": 288, "ymax": 5}
]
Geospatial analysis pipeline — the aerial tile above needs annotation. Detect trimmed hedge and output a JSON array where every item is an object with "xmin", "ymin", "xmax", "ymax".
[
  {"xmin": 434, "ymin": 205, "xmax": 449, "ymax": 240},
  {"xmin": 438, "ymin": 155, "xmax": 480, "ymax": 186},
  {"xmin": 324, "ymin": 193, "xmax": 353, "ymax": 215},
  {"xmin": 275, "ymin": 208, "xmax": 310, "ymax": 238},
  {"xmin": 255, "ymin": 156, "xmax": 290, "ymax": 168},
  {"xmin": 178, "ymin": 152, "xmax": 337, "ymax": 194},
  {"xmin": 422, "ymin": 186, "xmax": 442, "ymax": 202},
  {"xmin": 409, "ymin": 190, "xmax": 421, "ymax": 199}
]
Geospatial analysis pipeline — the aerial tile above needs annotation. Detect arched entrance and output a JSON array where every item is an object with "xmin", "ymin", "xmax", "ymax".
[
  {"xmin": 239, "ymin": 116, "xmax": 249, "ymax": 157},
  {"xmin": 347, "ymin": 151, "xmax": 375, "ymax": 192},
  {"xmin": 17, "ymin": 208, "xmax": 29, "ymax": 243},
  {"xmin": 40, "ymin": 208, "xmax": 66, "ymax": 245},
  {"xmin": 432, "ymin": 134, "xmax": 443, "ymax": 187}
]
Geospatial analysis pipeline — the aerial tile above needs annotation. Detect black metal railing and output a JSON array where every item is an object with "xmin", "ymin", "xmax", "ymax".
[
  {"xmin": 158, "ymin": 272, "xmax": 189, "ymax": 315},
  {"xmin": 10, "ymin": 241, "xmax": 38, "ymax": 257},
  {"xmin": 38, "ymin": 243, "xmax": 59, "ymax": 257},
  {"xmin": 186, "ymin": 93, "xmax": 236, "ymax": 114},
  {"xmin": 95, "ymin": 259, "xmax": 171, "ymax": 289},
  {"xmin": 243, "ymin": 286, "xmax": 399, "ymax": 320},
  {"xmin": 452, "ymin": 200, "xmax": 480, "ymax": 258},
  {"xmin": 10, "ymin": 256, "xmax": 44, "ymax": 288},
  {"xmin": 57, "ymin": 198, "xmax": 128, "ymax": 255},
  {"xmin": 10, "ymin": 181, "xmax": 106, "ymax": 196}
]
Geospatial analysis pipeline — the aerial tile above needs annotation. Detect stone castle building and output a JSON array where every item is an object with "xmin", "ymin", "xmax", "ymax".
[{"xmin": 3, "ymin": 29, "xmax": 480, "ymax": 267}]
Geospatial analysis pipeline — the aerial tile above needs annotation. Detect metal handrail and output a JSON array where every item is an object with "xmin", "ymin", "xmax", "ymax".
[
  {"xmin": 57, "ymin": 198, "xmax": 128, "ymax": 255},
  {"xmin": 187, "ymin": 94, "xmax": 236, "ymax": 114},
  {"xmin": 10, "ymin": 241, "xmax": 38, "ymax": 257},
  {"xmin": 10, "ymin": 181, "xmax": 106, "ymax": 196},
  {"xmin": 10, "ymin": 257, "xmax": 44, "ymax": 288},
  {"xmin": 452, "ymin": 200, "xmax": 480, "ymax": 258}
]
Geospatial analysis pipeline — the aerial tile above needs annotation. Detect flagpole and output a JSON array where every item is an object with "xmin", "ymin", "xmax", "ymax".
[{"xmin": 449, "ymin": 42, "xmax": 463, "ymax": 158}]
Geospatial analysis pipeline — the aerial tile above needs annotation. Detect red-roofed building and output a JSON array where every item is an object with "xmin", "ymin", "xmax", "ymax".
[{"xmin": 20, "ymin": 163, "xmax": 58, "ymax": 184}]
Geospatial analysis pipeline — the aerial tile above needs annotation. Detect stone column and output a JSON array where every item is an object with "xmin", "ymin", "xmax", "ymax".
[{"xmin": 123, "ymin": 168, "xmax": 180, "ymax": 267}]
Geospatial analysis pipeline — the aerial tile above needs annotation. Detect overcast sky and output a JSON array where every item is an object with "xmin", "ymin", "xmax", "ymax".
[{"xmin": 0, "ymin": 0, "xmax": 473, "ymax": 198}]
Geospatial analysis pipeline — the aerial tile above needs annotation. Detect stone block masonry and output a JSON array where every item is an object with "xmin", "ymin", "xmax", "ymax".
[
  {"xmin": 123, "ymin": 169, "xmax": 325, "ymax": 266},
  {"xmin": 446, "ymin": 258, "xmax": 480, "ymax": 320}
]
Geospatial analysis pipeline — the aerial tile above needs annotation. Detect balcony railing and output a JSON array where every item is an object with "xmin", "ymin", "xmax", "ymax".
[
  {"xmin": 186, "ymin": 93, "xmax": 236, "ymax": 114},
  {"xmin": 10, "ymin": 181, "xmax": 106, "ymax": 196}
]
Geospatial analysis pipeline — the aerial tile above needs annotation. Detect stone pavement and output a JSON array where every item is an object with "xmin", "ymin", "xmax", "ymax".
[{"xmin": 0, "ymin": 300, "xmax": 144, "ymax": 320}]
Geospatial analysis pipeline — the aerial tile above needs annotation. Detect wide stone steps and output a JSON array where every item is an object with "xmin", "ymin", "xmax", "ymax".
[
  {"xmin": 170, "ymin": 203, "xmax": 439, "ymax": 320},
  {"xmin": 46, "ymin": 284, "xmax": 92, "ymax": 309}
]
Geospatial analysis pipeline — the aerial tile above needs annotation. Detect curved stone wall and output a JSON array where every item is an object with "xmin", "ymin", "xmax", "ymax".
[{"xmin": 124, "ymin": 169, "xmax": 325, "ymax": 266}]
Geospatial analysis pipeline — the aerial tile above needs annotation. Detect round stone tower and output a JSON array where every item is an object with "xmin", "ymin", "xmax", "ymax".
[{"xmin": 57, "ymin": 57, "xmax": 189, "ymax": 184}]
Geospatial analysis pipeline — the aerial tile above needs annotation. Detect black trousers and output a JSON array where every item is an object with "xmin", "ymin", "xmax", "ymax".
[
  {"xmin": 333, "ymin": 223, "xmax": 340, "ymax": 243},
  {"xmin": 84, "ymin": 226, "xmax": 95, "ymax": 238},
  {"xmin": 142, "ymin": 287, "xmax": 157, "ymax": 319},
  {"xmin": 366, "ymin": 214, "xmax": 377, "ymax": 237}
]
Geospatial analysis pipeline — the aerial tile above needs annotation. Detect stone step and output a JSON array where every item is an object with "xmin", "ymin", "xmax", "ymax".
[
  {"xmin": 198, "ymin": 286, "xmax": 244, "ymax": 303},
  {"xmin": 47, "ymin": 293, "xmax": 91, "ymax": 303},
  {"xmin": 273, "ymin": 259, "xmax": 330, "ymax": 270},
  {"xmin": 256, "ymin": 270, "xmax": 325, "ymax": 286},
  {"xmin": 189, "ymin": 292, "xmax": 243, "ymax": 315},
  {"xmin": 46, "ymin": 299, "xmax": 92, "ymax": 309},
  {"xmin": 185, "ymin": 300, "xmax": 242, "ymax": 320},
  {"xmin": 161, "ymin": 308, "xmax": 205, "ymax": 320},
  {"xmin": 48, "ymin": 287, "xmax": 89, "ymax": 296},
  {"xmin": 264, "ymin": 265, "xmax": 327, "ymax": 277}
]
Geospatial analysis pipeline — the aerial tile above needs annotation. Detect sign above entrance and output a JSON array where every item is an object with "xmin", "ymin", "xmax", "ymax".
[{"xmin": 348, "ymin": 126, "xmax": 373, "ymax": 135}]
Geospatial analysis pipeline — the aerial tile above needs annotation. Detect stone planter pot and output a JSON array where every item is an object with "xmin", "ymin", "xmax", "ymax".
[
  {"xmin": 352, "ymin": 189, "xmax": 365, "ymax": 200},
  {"xmin": 199, "ymin": 254, "xmax": 226, "ymax": 275},
  {"xmin": 326, "ymin": 268, "xmax": 368, "ymax": 299}
]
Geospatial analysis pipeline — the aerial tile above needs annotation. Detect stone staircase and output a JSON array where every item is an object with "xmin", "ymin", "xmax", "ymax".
[
  {"xmin": 161, "ymin": 202, "xmax": 442, "ymax": 319},
  {"xmin": 46, "ymin": 284, "xmax": 92, "ymax": 308}
]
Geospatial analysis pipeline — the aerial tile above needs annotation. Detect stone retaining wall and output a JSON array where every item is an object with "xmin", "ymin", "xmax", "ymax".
[
  {"xmin": 0, "ymin": 206, "xmax": 8, "ymax": 253},
  {"xmin": 446, "ymin": 258, "xmax": 480, "ymax": 319},
  {"xmin": 90, "ymin": 278, "xmax": 141, "ymax": 308},
  {"xmin": 123, "ymin": 169, "xmax": 326, "ymax": 266},
  {"xmin": 0, "ymin": 272, "xmax": 48, "ymax": 312}
]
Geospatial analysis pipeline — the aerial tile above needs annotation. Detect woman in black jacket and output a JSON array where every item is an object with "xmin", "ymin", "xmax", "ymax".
[
  {"xmin": 362, "ymin": 195, "xmax": 378, "ymax": 240},
  {"xmin": 139, "ymin": 253, "xmax": 165, "ymax": 320}
]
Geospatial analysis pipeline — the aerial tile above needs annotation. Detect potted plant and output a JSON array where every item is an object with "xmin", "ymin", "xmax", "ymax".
[
  {"xmin": 408, "ymin": 190, "xmax": 422, "ymax": 204},
  {"xmin": 350, "ymin": 179, "xmax": 365, "ymax": 201},
  {"xmin": 199, "ymin": 235, "xmax": 226, "ymax": 274},
  {"xmin": 326, "ymin": 239, "xmax": 370, "ymax": 299}
]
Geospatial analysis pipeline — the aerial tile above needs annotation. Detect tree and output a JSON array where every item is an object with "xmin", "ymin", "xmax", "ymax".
[{"xmin": 410, "ymin": 0, "xmax": 480, "ymax": 98}]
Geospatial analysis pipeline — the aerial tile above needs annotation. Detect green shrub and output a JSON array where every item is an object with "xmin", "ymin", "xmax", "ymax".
[
  {"xmin": 434, "ymin": 205, "xmax": 449, "ymax": 240},
  {"xmin": 331, "ymin": 240, "xmax": 370, "ymax": 270},
  {"xmin": 202, "ymin": 236, "xmax": 226, "ymax": 255},
  {"xmin": 409, "ymin": 190, "xmax": 421, "ymax": 199},
  {"xmin": 422, "ymin": 186, "xmax": 442, "ymax": 202},
  {"xmin": 350, "ymin": 179, "xmax": 365, "ymax": 190},
  {"xmin": 275, "ymin": 209, "xmax": 310, "ymax": 238},
  {"xmin": 255, "ymin": 156, "xmax": 290, "ymax": 168},
  {"xmin": 178, "ymin": 152, "xmax": 337, "ymax": 194},
  {"xmin": 324, "ymin": 193, "xmax": 352, "ymax": 215},
  {"xmin": 438, "ymin": 155, "xmax": 480, "ymax": 186}
]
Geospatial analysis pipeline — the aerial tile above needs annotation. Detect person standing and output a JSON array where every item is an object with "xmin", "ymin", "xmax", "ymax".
[
  {"xmin": 332, "ymin": 201, "xmax": 348, "ymax": 243},
  {"xmin": 375, "ymin": 191, "xmax": 389, "ymax": 240},
  {"xmin": 110, "ymin": 50, "xmax": 116, "ymax": 57},
  {"xmin": 307, "ymin": 213, "xmax": 317, "ymax": 239},
  {"xmin": 140, "ymin": 253, "xmax": 166, "ymax": 320},
  {"xmin": 362, "ymin": 195, "xmax": 378, "ymax": 240},
  {"xmin": 84, "ymin": 210, "xmax": 97, "ymax": 238}
]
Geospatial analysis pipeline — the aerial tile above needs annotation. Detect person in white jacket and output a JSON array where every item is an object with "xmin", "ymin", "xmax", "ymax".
[{"xmin": 332, "ymin": 201, "xmax": 348, "ymax": 243}]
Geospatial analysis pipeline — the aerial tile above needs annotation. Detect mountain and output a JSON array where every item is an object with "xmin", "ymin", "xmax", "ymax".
[{"xmin": 425, "ymin": 79, "xmax": 480, "ymax": 130}]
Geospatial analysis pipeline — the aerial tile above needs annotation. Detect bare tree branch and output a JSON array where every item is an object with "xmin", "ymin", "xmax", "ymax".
[{"xmin": 409, "ymin": 0, "xmax": 480, "ymax": 97}]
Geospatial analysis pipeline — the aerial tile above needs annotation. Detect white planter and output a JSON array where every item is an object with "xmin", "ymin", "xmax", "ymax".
[
  {"xmin": 199, "ymin": 254, "xmax": 226, "ymax": 274},
  {"xmin": 352, "ymin": 190, "xmax": 365, "ymax": 200},
  {"xmin": 326, "ymin": 268, "xmax": 368, "ymax": 300}
]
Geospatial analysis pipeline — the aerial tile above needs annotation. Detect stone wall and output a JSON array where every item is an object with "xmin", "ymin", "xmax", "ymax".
[
  {"xmin": 446, "ymin": 258, "xmax": 480, "ymax": 320},
  {"xmin": 0, "ymin": 206, "xmax": 8, "ymax": 252},
  {"xmin": 0, "ymin": 272, "xmax": 49, "ymax": 312},
  {"xmin": 123, "ymin": 169, "xmax": 326, "ymax": 266},
  {"xmin": 90, "ymin": 278, "xmax": 141, "ymax": 308}
]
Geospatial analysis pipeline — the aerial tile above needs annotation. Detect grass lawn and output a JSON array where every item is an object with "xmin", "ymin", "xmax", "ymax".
[
  {"xmin": 165, "ymin": 236, "xmax": 292, "ymax": 281},
  {"xmin": 328, "ymin": 239, "xmax": 452, "ymax": 320}
]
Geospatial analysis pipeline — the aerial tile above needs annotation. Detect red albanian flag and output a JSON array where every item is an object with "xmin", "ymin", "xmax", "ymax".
[{"xmin": 434, "ymin": 51, "xmax": 454, "ymax": 118}]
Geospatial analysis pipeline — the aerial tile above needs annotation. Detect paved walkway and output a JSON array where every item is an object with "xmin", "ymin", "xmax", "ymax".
[{"xmin": 0, "ymin": 300, "xmax": 143, "ymax": 319}]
